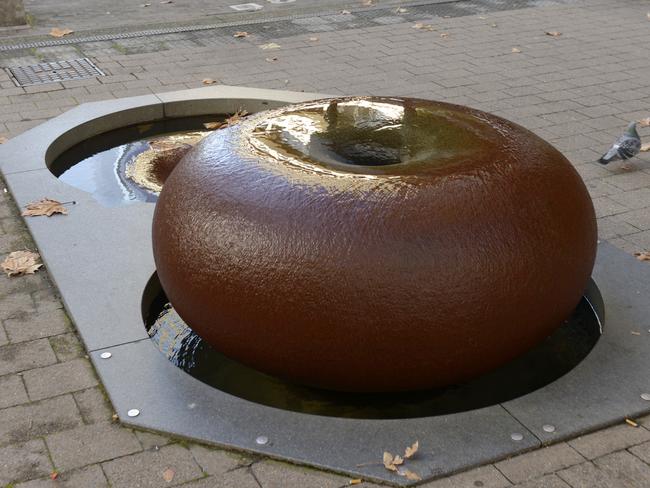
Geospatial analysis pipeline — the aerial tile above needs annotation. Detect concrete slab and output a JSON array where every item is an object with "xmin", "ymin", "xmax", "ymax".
[
  {"xmin": 503, "ymin": 241, "xmax": 650, "ymax": 443},
  {"xmin": 91, "ymin": 339, "xmax": 540, "ymax": 486}
]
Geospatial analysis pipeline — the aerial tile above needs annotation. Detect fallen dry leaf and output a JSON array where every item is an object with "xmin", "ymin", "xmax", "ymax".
[
  {"xmin": 111, "ymin": 413, "xmax": 119, "ymax": 422},
  {"xmin": 511, "ymin": 47, "xmax": 522, "ymax": 53},
  {"xmin": 402, "ymin": 469, "xmax": 422, "ymax": 481},
  {"xmin": 440, "ymin": 32, "xmax": 449, "ymax": 38},
  {"xmin": 308, "ymin": 36, "xmax": 319, "ymax": 41},
  {"xmin": 383, "ymin": 452, "xmax": 398, "ymax": 471},
  {"xmin": 259, "ymin": 42, "xmax": 281, "ymax": 50},
  {"xmin": 233, "ymin": 31, "xmax": 249, "ymax": 38},
  {"xmin": 626, "ymin": 418, "xmax": 639, "ymax": 427},
  {"xmin": 204, "ymin": 121, "xmax": 225, "ymax": 130},
  {"xmin": 265, "ymin": 57, "xmax": 278, "ymax": 63},
  {"xmin": 638, "ymin": 117, "xmax": 650, "ymax": 127},
  {"xmin": 640, "ymin": 143, "xmax": 650, "ymax": 152},
  {"xmin": 0, "ymin": 136, "xmax": 7, "ymax": 144},
  {"xmin": 22, "ymin": 198, "xmax": 68, "ymax": 217},
  {"xmin": 635, "ymin": 251, "xmax": 650, "ymax": 261},
  {"xmin": 545, "ymin": 31, "xmax": 562, "ymax": 37},
  {"xmin": 340, "ymin": 9, "xmax": 351, "ymax": 14},
  {"xmin": 490, "ymin": 23, "xmax": 498, "ymax": 28},
  {"xmin": 50, "ymin": 27, "xmax": 74, "ymax": 37},
  {"xmin": 162, "ymin": 468, "xmax": 175, "ymax": 482},
  {"xmin": 226, "ymin": 109, "xmax": 249, "ymax": 125},
  {"xmin": 395, "ymin": 7, "xmax": 408, "ymax": 14},
  {"xmin": 202, "ymin": 78, "xmax": 217, "ymax": 85},
  {"xmin": 631, "ymin": 331, "xmax": 641, "ymax": 335},
  {"xmin": 413, "ymin": 22, "xmax": 434, "ymax": 31},
  {"xmin": 2, "ymin": 250, "xmax": 42, "ymax": 277},
  {"xmin": 50, "ymin": 471, "xmax": 59, "ymax": 480},
  {"xmin": 404, "ymin": 440, "xmax": 419, "ymax": 459}
]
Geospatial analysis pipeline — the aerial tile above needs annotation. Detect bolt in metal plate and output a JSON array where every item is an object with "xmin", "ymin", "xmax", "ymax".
[{"xmin": 5, "ymin": 58, "xmax": 105, "ymax": 87}]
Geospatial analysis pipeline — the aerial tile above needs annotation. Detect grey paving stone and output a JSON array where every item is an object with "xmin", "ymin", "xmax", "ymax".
[
  {"xmin": 73, "ymin": 387, "xmax": 114, "ymax": 424},
  {"xmin": 495, "ymin": 444, "xmax": 585, "ymax": 484},
  {"xmin": 512, "ymin": 474, "xmax": 570, "ymax": 488},
  {"xmin": 46, "ymin": 423, "xmax": 142, "ymax": 470},
  {"xmin": 135, "ymin": 430, "xmax": 172, "ymax": 450},
  {"xmin": 4, "ymin": 308, "xmax": 70, "ymax": 343},
  {"xmin": 252, "ymin": 460, "xmax": 350, "ymax": 488},
  {"xmin": 15, "ymin": 464, "xmax": 109, "ymax": 487},
  {"xmin": 23, "ymin": 358, "xmax": 98, "ymax": 401},
  {"xmin": 0, "ymin": 439, "xmax": 53, "ymax": 486},
  {"xmin": 558, "ymin": 451, "xmax": 650, "ymax": 488},
  {"xmin": 594, "ymin": 451, "xmax": 650, "ymax": 487},
  {"xmin": 0, "ymin": 322, "xmax": 7, "ymax": 346},
  {"xmin": 629, "ymin": 439, "xmax": 650, "ymax": 465},
  {"xmin": 49, "ymin": 332, "xmax": 85, "ymax": 362},
  {"xmin": 31, "ymin": 288, "xmax": 65, "ymax": 314},
  {"xmin": 101, "ymin": 444, "xmax": 203, "ymax": 488},
  {"xmin": 607, "ymin": 172, "xmax": 650, "ymax": 191},
  {"xmin": 0, "ymin": 291, "xmax": 36, "ymax": 320},
  {"xmin": 189, "ymin": 443, "xmax": 252, "ymax": 475},
  {"xmin": 568, "ymin": 423, "xmax": 650, "ymax": 460},
  {"xmin": 0, "ymin": 372, "xmax": 28, "ymax": 409},
  {"xmin": 0, "ymin": 394, "xmax": 83, "ymax": 446},
  {"xmin": 0, "ymin": 338, "xmax": 57, "ymax": 375},
  {"xmin": 421, "ymin": 465, "xmax": 512, "ymax": 487},
  {"xmin": 180, "ymin": 468, "xmax": 260, "ymax": 488}
]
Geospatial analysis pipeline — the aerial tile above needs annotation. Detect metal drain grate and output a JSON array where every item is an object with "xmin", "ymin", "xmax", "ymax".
[{"xmin": 6, "ymin": 58, "xmax": 105, "ymax": 87}]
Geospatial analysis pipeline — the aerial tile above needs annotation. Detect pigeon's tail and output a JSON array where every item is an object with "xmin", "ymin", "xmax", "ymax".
[{"xmin": 598, "ymin": 146, "xmax": 619, "ymax": 165}]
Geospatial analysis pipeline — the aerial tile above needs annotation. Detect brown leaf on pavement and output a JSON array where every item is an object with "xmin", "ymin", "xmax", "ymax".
[
  {"xmin": 202, "ymin": 78, "xmax": 217, "ymax": 85},
  {"xmin": 50, "ymin": 27, "xmax": 74, "ymax": 37},
  {"xmin": 545, "ymin": 31, "xmax": 562, "ymax": 37},
  {"xmin": 233, "ymin": 31, "xmax": 249, "ymax": 38},
  {"xmin": 638, "ymin": 117, "xmax": 650, "ymax": 127},
  {"xmin": 0, "ymin": 136, "xmax": 7, "ymax": 144},
  {"xmin": 413, "ymin": 22, "xmax": 434, "ymax": 31},
  {"xmin": 640, "ymin": 143, "xmax": 650, "ymax": 152},
  {"xmin": 404, "ymin": 440, "xmax": 419, "ymax": 459},
  {"xmin": 2, "ymin": 250, "xmax": 43, "ymax": 277},
  {"xmin": 162, "ymin": 468, "xmax": 175, "ymax": 482},
  {"xmin": 22, "ymin": 198, "xmax": 68, "ymax": 217},
  {"xmin": 511, "ymin": 47, "xmax": 522, "ymax": 53},
  {"xmin": 402, "ymin": 469, "xmax": 422, "ymax": 481},
  {"xmin": 635, "ymin": 251, "xmax": 650, "ymax": 261},
  {"xmin": 204, "ymin": 121, "xmax": 225, "ymax": 130},
  {"xmin": 383, "ymin": 452, "xmax": 398, "ymax": 471}
]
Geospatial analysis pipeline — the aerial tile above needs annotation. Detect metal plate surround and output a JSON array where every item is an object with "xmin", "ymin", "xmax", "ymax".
[
  {"xmin": 6, "ymin": 58, "xmax": 105, "ymax": 87},
  {"xmin": 1, "ymin": 86, "xmax": 650, "ymax": 486}
]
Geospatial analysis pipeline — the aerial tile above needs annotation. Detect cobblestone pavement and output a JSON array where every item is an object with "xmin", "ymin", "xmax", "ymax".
[{"xmin": 2, "ymin": 0, "xmax": 650, "ymax": 486}]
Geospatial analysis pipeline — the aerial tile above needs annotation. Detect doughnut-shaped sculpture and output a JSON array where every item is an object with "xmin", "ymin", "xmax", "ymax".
[{"xmin": 152, "ymin": 97, "xmax": 597, "ymax": 392}]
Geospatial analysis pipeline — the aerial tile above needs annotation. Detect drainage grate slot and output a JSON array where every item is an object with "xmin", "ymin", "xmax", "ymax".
[{"xmin": 5, "ymin": 58, "xmax": 105, "ymax": 87}]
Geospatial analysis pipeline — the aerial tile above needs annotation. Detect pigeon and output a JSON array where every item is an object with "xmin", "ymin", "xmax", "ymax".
[{"xmin": 598, "ymin": 121, "xmax": 641, "ymax": 164}]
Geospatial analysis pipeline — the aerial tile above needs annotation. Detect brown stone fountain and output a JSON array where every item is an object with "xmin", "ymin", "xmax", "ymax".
[{"xmin": 152, "ymin": 96, "xmax": 597, "ymax": 392}]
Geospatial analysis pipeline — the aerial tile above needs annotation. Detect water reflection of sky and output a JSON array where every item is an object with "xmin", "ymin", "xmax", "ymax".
[{"xmin": 59, "ymin": 140, "xmax": 156, "ymax": 207}]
